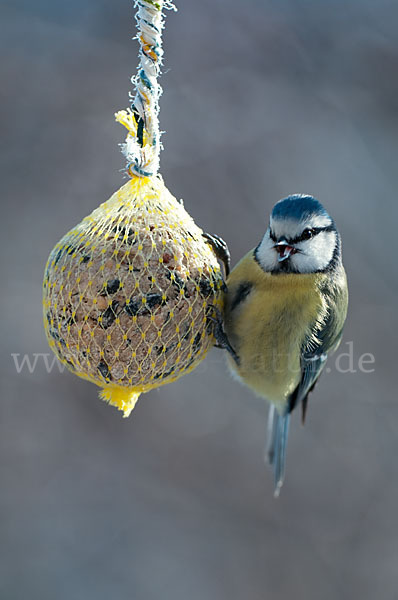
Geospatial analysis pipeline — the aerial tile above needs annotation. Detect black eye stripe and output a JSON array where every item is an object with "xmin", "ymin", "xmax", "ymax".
[
  {"xmin": 269, "ymin": 224, "xmax": 334, "ymax": 244},
  {"xmin": 291, "ymin": 225, "xmax": 334, "ymax": 244}
]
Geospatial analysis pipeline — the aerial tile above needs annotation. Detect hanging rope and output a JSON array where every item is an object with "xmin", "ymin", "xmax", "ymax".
[{"xmin": 115, "ymin": 0, "xmax": 177, "ymax": 178}]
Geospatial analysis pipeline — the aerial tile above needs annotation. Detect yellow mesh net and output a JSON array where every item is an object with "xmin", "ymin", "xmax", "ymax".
[{"xmin": 43, "ymin": 176, "xmax": 224, "ymax": 416}]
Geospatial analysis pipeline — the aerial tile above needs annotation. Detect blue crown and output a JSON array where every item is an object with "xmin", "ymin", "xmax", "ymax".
[{"xmin": 272, "ymin": 195, "xmax": 330, "ymax": 222}]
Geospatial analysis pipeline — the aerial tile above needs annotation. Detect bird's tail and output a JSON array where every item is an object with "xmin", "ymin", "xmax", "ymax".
[{"xmin": 266, "ymin": 405, "xmax": 290, "ymax": 497}]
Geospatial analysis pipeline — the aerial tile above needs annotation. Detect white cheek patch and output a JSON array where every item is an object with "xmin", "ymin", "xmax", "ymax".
[
  {"xmin": 256, "ymin": 229, "xmax": 279, "ymax": 271},
  {"xmin": 292, "ymin": 231, "xmax": 336, "ymax": 272}
]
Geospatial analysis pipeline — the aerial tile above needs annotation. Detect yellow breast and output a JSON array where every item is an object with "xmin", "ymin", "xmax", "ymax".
[{"xmin": 224, "ymin": 252, "xmax": 328, "ymax": 408}]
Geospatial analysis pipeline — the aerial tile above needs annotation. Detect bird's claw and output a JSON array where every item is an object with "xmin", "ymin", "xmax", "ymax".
[
  {"xmin": 207, "ymin": 306, "xmax": 239, "ymax": 364},
  {"xmin": 203, "ymin": 232, "xmax": 230, "ymax": 278}
]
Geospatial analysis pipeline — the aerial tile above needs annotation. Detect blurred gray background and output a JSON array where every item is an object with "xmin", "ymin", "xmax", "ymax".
[{"xmin": 1, "ymin": 0, "xmax": 398, "ymax": 598}]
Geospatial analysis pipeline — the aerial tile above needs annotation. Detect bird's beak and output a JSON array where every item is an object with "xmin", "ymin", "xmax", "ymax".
[{"xmin": 273, "ymin": 241, "xmax": 297, "ymax": 262}]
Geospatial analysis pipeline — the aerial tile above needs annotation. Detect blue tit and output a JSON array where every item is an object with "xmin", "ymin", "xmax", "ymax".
[{"xmin": 221, "ymin": 195, "xmax": 348, "ymax": 496}]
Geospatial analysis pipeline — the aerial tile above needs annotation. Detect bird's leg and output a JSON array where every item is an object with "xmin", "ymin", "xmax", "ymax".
[
  {"xmin": 207, "ymin": 305, "xmax": 239, "ymax": 364},
  {"xmin": 202, "ymin": 232, "xmax": 231, "ymax": 278}
]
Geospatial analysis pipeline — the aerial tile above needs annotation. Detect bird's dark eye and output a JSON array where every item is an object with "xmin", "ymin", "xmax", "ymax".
[
  {"xmin": 269, "ymin": 229, "xmax": 277, "ymax": 242},
  {"xmin": 301, "ymin": 228, "xmax": 316, "ymax": 241}
]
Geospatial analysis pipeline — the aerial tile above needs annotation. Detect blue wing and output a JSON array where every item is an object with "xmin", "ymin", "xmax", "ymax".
[
  {"xmin": 289, "ymin": 271, "xmax": 348, "ymax": 420},
  {"xmin": 288, "ymin": 350, "xmax": 328, "ymax": 421}
]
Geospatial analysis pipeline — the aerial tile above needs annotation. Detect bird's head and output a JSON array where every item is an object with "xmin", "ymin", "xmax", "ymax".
[{"xmin": 255, "ymin": 195, "xmax": 341, "ymax": 274}]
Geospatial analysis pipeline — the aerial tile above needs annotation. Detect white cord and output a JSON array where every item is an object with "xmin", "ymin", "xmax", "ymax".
[{"xmin": 116, "ymin": 0, "xmax": 177, "ymax": 178}]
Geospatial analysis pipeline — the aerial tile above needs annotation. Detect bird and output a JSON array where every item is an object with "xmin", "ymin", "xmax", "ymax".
[{"xmin": 219, "ymin": 194, "xmax": 348, "ymax": 496}]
